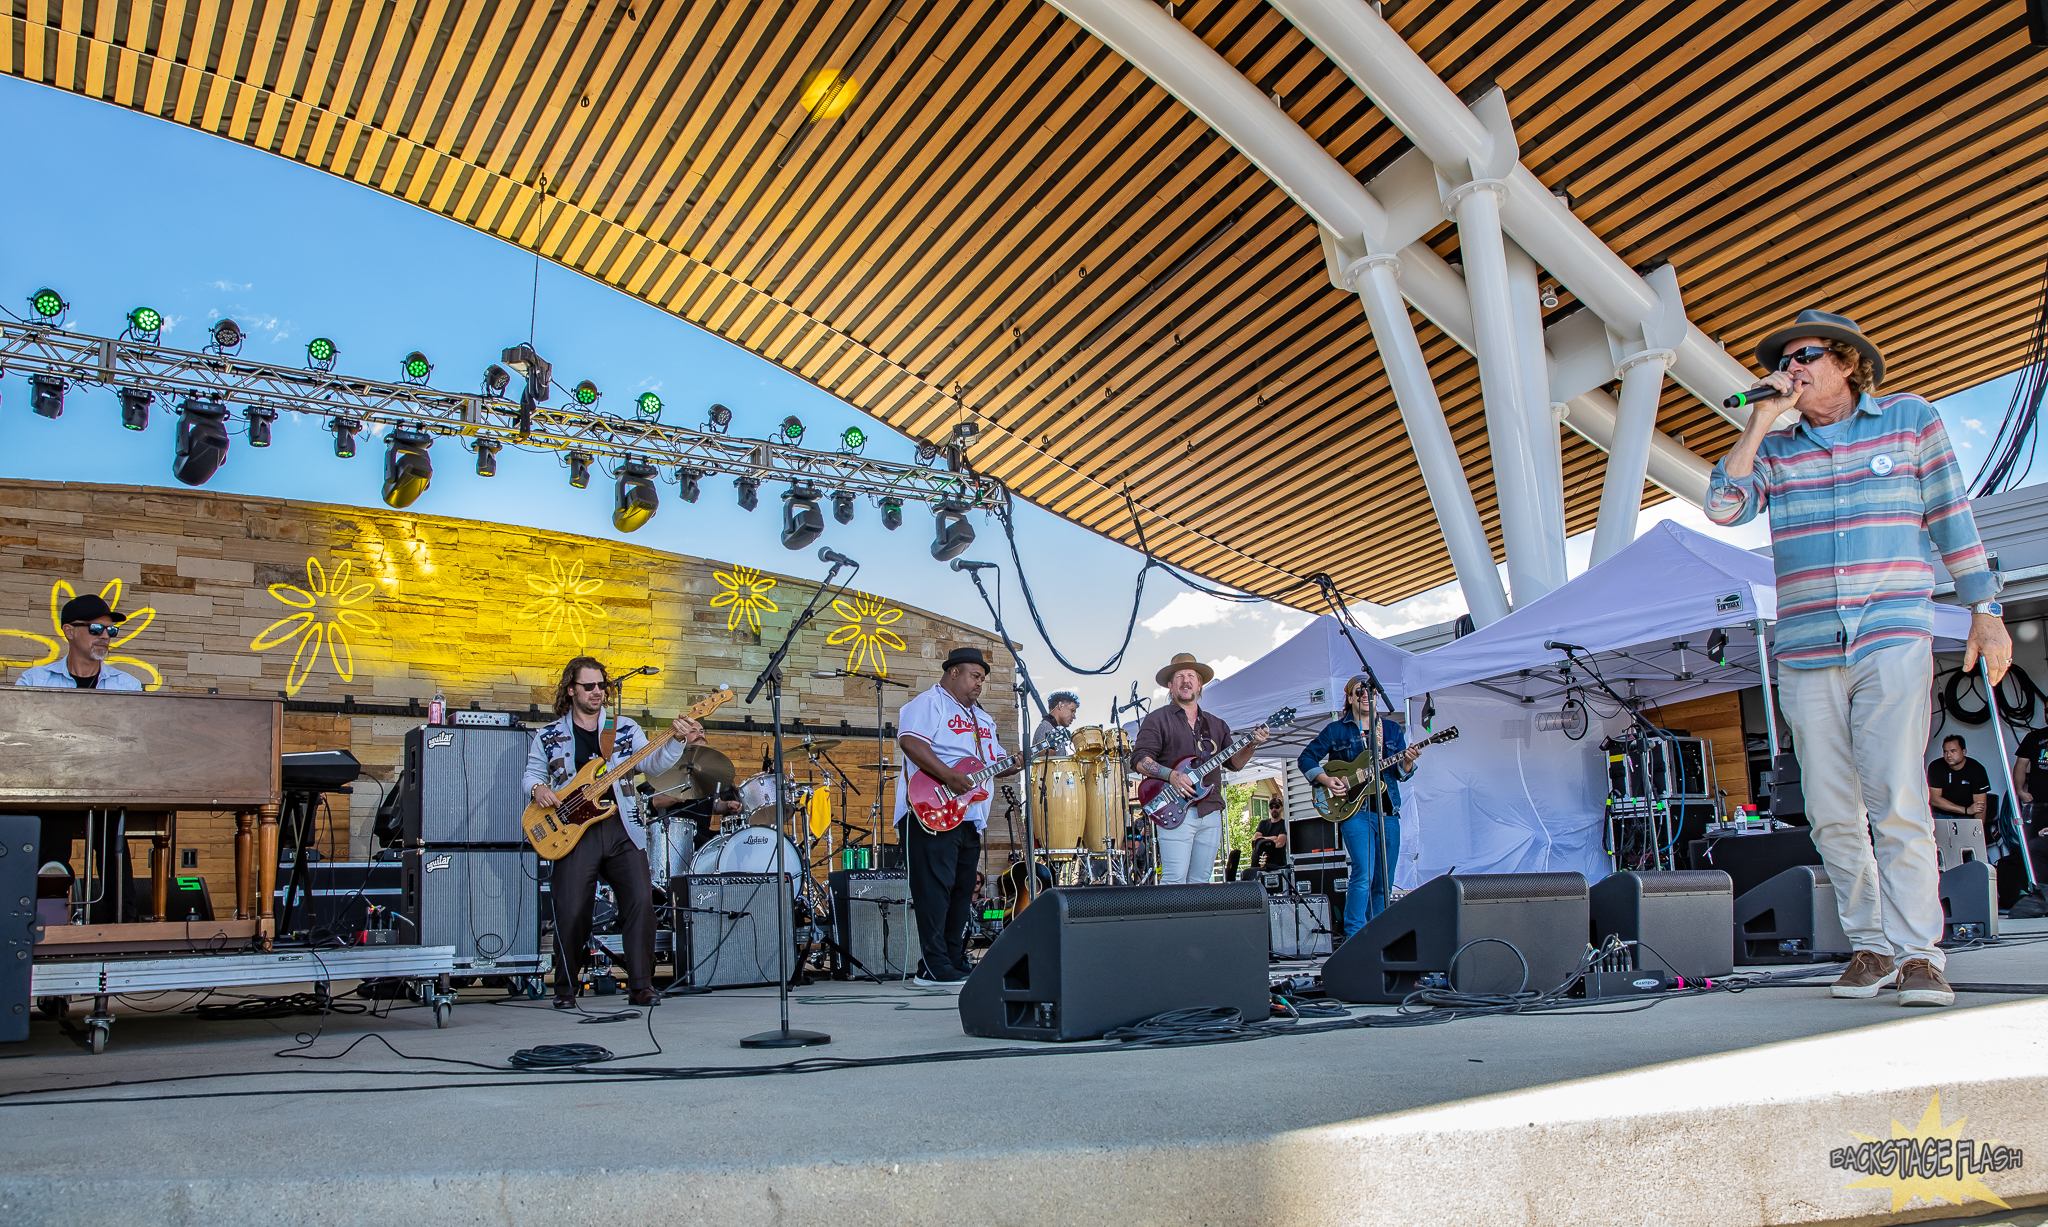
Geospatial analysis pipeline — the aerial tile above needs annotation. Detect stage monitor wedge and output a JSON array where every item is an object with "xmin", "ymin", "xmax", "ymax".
[
  {"xmin": 1588, "ymin": 870, "xmax": 1733, "ymax": 980},
  {"xmin": 1321, "ymin": 873, "xmax": 1589, "ymax": 1004},
  {"xmin": 960, "ymin": 883, "xmax": 1269, "ymax": 1042},
  {"xmin": 1732, "ymin": 865, "xmax": 1850, "ymax": 964}
]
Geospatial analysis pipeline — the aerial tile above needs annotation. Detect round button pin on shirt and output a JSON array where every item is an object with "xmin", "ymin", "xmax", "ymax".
[{"xmin": 1870, "ymin": 454, "xmax": 1895, "ymax": 475}]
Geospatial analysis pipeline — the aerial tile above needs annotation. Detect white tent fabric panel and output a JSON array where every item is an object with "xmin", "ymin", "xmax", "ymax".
[{"xmin": 1199, "ymin": 613, "xmax": 1415, "ymax": 749}]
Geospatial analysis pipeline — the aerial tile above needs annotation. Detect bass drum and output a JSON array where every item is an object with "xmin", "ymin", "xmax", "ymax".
[
  {"xmin": 1081, "ymin": 757, "xmax": 1128, "ymax": 852},
  {"xmin": 1028, "ymin": 756, "xmax": 1088, "ymax": 851},
  {"xmin": 689, "ymin": 826, "xmax": 804, "ymax": 895}
]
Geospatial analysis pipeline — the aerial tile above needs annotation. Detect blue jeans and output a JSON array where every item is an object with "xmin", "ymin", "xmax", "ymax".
[{"xmin": 1338, "ymin": 806, "xmax": 1399, "ymax": 943}]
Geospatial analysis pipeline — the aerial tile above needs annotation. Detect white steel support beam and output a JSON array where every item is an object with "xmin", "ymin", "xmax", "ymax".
[
  {"xmin": 1505, "ymin": 238, "xmax": 1567, "ymax": 561},
  {"xmin": 1591, "ymin": 348, "xmax": 1674, "ymax": 564},
  {"xmin": 1561, "ymin": 391, "xmax": 1712, "ymax": 506}
]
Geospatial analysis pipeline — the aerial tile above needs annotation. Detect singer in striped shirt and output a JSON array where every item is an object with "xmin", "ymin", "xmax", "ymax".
[{"xmin": 1707, "ymin": 309, "xmax": 2010, "ymax": 1011}]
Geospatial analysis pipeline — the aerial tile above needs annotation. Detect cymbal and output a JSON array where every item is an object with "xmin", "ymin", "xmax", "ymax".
[
  {"xmin": 857, "ymin": 762, "xmax": 900, "ymax": 773},
  {"xmin": 644, "ymin": 745, "xmax": 736, "ymax": 798},
  {"xmin": 799, "ymin": 739, "xmax": 841, "ymax": 754}
]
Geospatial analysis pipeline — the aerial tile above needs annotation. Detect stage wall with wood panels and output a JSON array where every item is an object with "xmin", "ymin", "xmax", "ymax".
[{"xmin": 0, "ymin": 479, "xmax": 1016, "ymax": 883}]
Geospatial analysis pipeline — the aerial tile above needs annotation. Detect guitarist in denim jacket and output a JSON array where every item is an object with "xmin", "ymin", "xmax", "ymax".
[{"xmin": 1298, "ymin": 676, "xmax": 1421, "ymax": 942}]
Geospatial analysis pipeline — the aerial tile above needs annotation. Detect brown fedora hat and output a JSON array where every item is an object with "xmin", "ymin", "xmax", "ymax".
[
  {"xmin": 1155, "ymin": 652, "xmax": 1215, "ymax": 689},
  {"xmin": 1755, "ymin": 309, "xmax": 1885, "ymax": 388}
]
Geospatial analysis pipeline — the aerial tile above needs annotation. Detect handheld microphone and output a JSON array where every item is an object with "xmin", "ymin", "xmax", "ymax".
[
  {"xmin": 817, "ymin": 546, "xmax": 859, "ymax": 567},
  {"xmin": 950, "ymin": 559, "xmax": 997, "ymax": 572},
  {"xmin": 809, "ymin": 670, "xmax": 844, "ymax": 678},
  {"xmin": 1544, "ymin": 640, "xmax": 1589, "ymax": 654},
  {"xmin": 1722, "ymin": 384, "xmax": 1787, "ymax": 410}
]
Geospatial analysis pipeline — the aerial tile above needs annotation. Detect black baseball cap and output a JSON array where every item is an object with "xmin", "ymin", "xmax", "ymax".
[{"xmin": 59, "ymin": 594, "xmax": 128, "ymax": 625}]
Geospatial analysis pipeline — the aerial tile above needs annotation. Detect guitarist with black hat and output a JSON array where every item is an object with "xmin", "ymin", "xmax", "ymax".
[{"xmin": 1298, "ymin": 675, "xmax": 1422, "ymax": 942}]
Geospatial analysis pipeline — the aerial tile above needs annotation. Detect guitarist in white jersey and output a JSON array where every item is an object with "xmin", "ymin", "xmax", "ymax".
[
  {"xmin": 1131, "ymin": 652, "xmax": 1270, "ymax": 884},
  {"xmin": 523, "ymin": 655, "xmax": 702, "ymax": 1009},
  {"xmin": 895, "ymin": 646, "xmax": 1019, "ymax": 987},
  {"xmin": 1298, "ymin": 675, "xmax": 1423, "ymax": 942}
]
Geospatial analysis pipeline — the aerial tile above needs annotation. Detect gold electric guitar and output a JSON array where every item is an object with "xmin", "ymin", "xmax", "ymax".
[
  {"xmin": 521, "ymin": 686, "xmax": 735, "ymax": 860},
  {"xmin": 1310, "ymin": 726, "xmax": 1459, "ymax": 822}
]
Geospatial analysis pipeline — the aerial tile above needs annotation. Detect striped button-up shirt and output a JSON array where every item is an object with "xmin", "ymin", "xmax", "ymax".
[{"xmin": 1706, "ymin": 391, "xmax": 1998, "ymax": 669}]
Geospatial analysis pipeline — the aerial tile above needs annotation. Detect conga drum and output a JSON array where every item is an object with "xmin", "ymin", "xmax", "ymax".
[
  {"xmin": 1067, "ymin": 725, "xmax": 1107, "ymax": 757},
  {"xmin": 1028, "ymin": 756, "xmax": 1088, "ymax": 851},
  {"xmin": 1081, "ymin": 757, "xmax": 1128, "ymax": 852}
]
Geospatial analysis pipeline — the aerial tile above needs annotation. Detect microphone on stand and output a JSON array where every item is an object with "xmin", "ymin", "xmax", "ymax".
[
  {"xmin": 1722, "ymin": 384, "xmax": 1787, "ymax": 410},
  {"xmin": 809, "ymin": 670, "xmax": 845, "ymax": 678},
  {"xmin": 609, "ymin": 664, "xmax": 660, "ymax": 687},
  {"xmin": 817, "ymin": 547, "xmax": 859, "ymax": 567},
  {"xmin": 1544, "ymin": 640, "xmax": 1589, "ymax": 654},
  {"xmin": 950, "ymin": 559, "xmax": 997, "ymax": 572}
]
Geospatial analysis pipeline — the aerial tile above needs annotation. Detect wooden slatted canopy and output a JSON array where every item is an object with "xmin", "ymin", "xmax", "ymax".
[{"xmin": 7, "ymin": 0, "xmax": 2044, "ymax": 605}]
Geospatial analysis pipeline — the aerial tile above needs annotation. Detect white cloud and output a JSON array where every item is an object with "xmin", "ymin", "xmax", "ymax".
[
  {"xmin": 1963, "ymin": 417, "xmax": 1985, "ymax": 433},
  {"xmin": 1209, "ymin": 655, "xmax": 1252, "ymax": 680},
  {"xmin": 1270, "ymin": 617, "xmax": 1308, "ymax": 649},
  {"xmin": 1141, "ymin": 591, "xmax": 1239, "ymax": 634},
  {"xmin": 209, "ymin": 280, "xmax": 252, "ymax": 292},
  {"xmin": 1347, "ymin": 581, "xmax": 1469, "ymax": 640}
]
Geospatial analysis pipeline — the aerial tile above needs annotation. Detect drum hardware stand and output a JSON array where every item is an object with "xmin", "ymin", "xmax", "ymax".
[{"xmin": 739, "ymin": 556, "xmax": 857, "ymax": 1049}]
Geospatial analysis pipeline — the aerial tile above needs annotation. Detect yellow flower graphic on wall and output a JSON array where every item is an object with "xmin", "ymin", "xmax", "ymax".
[
  {"xmin": 711, "ymin": 566, "xmax": 778, "ymax": 634},
  {"xmin": 826, "ymin": 593, "xmax": 906, "ymax": 676},
  {"xmin": 0, "ymin": 579, "xmax": 162, "ymax": 689},
  {"xmin": 517, "ymin": 554, "xmax": 607, "ymax": 649},
  {"xmin": 250, "ymin": 559, "xmax": 381, "ymax": 696}
]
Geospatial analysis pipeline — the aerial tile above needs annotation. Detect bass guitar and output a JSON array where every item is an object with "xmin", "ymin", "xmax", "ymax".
[
  {"xmin": 1309, "ymin": 725, "xmax": 1460, "ymax": 822},
  {"xmin": 1136, "ymin": 707, "xmax": 1297, "ymax": 830},
  {"xmin": 907, "ymin": 727, "xmax": 1072, "ymax": 834},
  {"xmin": 521, "ymin": 686, "xmax": 735, "ymax": 860}
]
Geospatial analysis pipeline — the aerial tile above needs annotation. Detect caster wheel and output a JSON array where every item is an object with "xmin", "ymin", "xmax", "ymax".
[
  {"xmin": 89, "ymin": 1026, "xmax": 108, "ymax": 1055},
  {"xmin": 433, "ymin": 1002, "xmax": 450, "ymax": 1028}
]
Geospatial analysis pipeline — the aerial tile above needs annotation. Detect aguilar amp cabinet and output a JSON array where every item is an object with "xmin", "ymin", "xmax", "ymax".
[
  {"xmin": 401, "ymin": 846, "xmax": 542, "ymax": 974},
  {"xmin": 1322, "ymin": 873, "xmax": 1590, "ymax": 1003},
  {"xmin": 0, "ymin": 815, "xmax": 39, "ymax": 1043},
  {"xmin": 677, "ymin": 873, "xmax": 795, "ymax": 989},
  {"xmin": 959, "ymin": 882, "xmax": 1269, "ymax": 1042},
  {"xmin": 1588, "ymin": 870, "xmax": 1734, "ymax": 980},
  {"xmin": 397, "ymin": 726, "xmax": 532, "ymax": 845},
  {"xmin": 828, "ymin": 869, "xmax": 912, "ymax": 981},
  {"xmin": 1732, "ymin": 865, "xmax": 1850, "ymax": 963}
]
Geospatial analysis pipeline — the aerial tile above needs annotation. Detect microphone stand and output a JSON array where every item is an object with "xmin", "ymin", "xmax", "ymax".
[
  {"xmin": 1550, "ymin": 643, "xmax": 1677, "ymax": 871},
  {"xmin": 961, "ymin": 566, "xmax": 1047, "ymax": 914},
  {"xmin": 739, "ymin": 560, "xmax": 856, "ymax": 1049},
  {"xmin": 1311, "ymin": 573, "xmax": 1397, "ymax": 921}
]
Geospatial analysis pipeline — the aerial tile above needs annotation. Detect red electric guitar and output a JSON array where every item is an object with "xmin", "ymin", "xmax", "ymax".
[
  {"xmin": 1136, "ymin": 706, "xmax": 1297, "ymax": 830},
  {"xmin": 908, "ymin": 728, "xmax": 1072, "ymax": 834}
]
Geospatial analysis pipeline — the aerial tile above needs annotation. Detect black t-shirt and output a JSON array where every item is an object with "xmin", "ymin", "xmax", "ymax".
[
  {"xmin": 2017, "ymin": 729, "xmax": 2048, "ymax": 777},
  {"xmin": 572, "ymin": 723, "xmax": 602, "ymax": 772},
  {"xmin": 1251, "ymin": 817, "xmax": 1287, "ymax": 867},
  {"xmin": 1926, "ymin": 756, "xmax": 1990, "ymax": 811},
  {"xmin": 69, "ymin": 670, "xmax": 98, "ymax": 689}
]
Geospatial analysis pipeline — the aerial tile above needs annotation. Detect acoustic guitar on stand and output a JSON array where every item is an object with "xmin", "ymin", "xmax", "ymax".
[
  {"xmin": 1309, "ymin": 725, "xmax": 1460, "ymax": 822},
  {"xmin": 1136, "ymin": 707, "xmax": 1297, "ymax": 830},
  {"xmin": 521, "ymin": 686, "xmax": 735, "ymax": 860}
]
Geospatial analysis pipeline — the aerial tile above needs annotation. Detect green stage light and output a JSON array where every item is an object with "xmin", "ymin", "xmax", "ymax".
[
  {"xmin": 402, "ymin": 351, "xmax": 434, "ymax": 383},
  {"xmin": 880, "ymin": 496, "xmax": 903, "ymax": 531},
  {"xmin": 119, "ymin": 388, "xmax": 153, "ymax": 432},
  {"xmin": 573, "ymin": 380, "xmax": 600, "ymax": 406},
  {"xmin": 330, "ymin": 417, "xmax": 359, "ymax": 458},
  {"xmin": 127, "ymin": 307, "xmax": 163, "ymax": 336},
  {"xmin": 29, "ymin": 288, "xmax": 65, "ymax": 319},
  {"xmin": 636, "ymin": 391, "xmax": 662, "ymax": 420},
  {"xmin": 307, "ymin": 337, "xmax": 337, "ymax": 364},
  {"xmin": 779, "ymin": 415, "xmax": 806, "ymax": 444},
  {"xmin": 839, "ymin": 425, "xmax": 867, "ymax": 452}
]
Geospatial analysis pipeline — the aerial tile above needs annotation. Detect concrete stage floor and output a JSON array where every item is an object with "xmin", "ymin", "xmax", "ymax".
[{"xmin": 4, "ymin": 923, "xmax": 2047, "ymax": 1227}]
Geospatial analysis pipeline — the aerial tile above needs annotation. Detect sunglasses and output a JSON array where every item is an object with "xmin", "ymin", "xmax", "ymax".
[
  {"xmin": 1776, "ymin": 345, "xmax": 1835, "ymax": 371},
  {"xmin": 571, "ymin": 680, "xmax": 609, "ymax": 692},
  {"xmin": 68, "ymin": 622, "xmax": 118, "ymax": 637}
]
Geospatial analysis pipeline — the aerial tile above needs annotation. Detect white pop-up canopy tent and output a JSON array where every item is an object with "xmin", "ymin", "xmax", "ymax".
[{"xmin": 1196, "ymin": 613, "xmax": 1416, "ymax": 758}]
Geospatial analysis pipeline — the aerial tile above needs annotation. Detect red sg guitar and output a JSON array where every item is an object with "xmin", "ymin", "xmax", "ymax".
[{"xmin": 908, "ymin": 728, "xmax": 1072, "ymax": 834}]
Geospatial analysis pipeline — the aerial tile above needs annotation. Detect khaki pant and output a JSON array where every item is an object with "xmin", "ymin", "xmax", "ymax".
[{"xmin": 1779, "ymin": 640, "xmax": 1946, "ymax": 969}]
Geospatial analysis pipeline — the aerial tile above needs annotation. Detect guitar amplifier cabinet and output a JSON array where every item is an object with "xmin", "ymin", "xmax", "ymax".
[
  {"xmin": 828, "ymin": 870, "xmax": 912, "ymax": 981},
  {"xmin": 398, "ymin": 725, "xmax": 532, "ymax": 845},
  {"xmin": 1270, "ymin": 892, "xmax": 1332, "ymax": 959},
  {"xmin": 401, "ymin": 846, "xmax": 543, "ymax": 973},
  {"xmin": 676, "ymin": 874, "xmax": 795, "ymax": 989}
]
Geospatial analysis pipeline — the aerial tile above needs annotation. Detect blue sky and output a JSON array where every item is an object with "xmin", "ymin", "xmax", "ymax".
[{"xmin": 0, "ymin": 77, "xmax": 2028, "ymax": 722}]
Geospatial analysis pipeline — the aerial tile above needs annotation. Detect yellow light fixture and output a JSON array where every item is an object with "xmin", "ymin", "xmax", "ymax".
[{"xmin": 799, "ymin": 68, "xmax": 860, "ymax": 120}]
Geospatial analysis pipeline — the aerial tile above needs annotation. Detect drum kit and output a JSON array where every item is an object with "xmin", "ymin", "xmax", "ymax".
[{"xmin": 1026, "ymin": 723, "xmax": 1142, "ymax": 885}]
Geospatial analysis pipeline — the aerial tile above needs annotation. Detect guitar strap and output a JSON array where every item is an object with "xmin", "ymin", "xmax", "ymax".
[{"xmin": 599, "ymin": 707, "xmax": 617, "ymax": 761}]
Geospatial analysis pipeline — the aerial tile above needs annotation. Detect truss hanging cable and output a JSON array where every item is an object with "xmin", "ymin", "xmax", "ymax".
[{"xmin": 1972, "ymin": 258, "xmax": 2048, "ymax": 498}]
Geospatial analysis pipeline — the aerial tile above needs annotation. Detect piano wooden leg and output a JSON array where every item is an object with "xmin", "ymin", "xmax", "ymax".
[
  {"xmin": 235, "ymin": 812, "xmax": 255, "ymax": 920},
  {"xmin": 149, "ymin": 819, "xmax": 171, "ymax": 922},
  {"xmin": 257, "ymin": 803, "xmax": 280, "ymax": 947}
]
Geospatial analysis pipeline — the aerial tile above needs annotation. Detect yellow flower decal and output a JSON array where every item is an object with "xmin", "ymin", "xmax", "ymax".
[
  {"xmin": 516, "ymin": 554, "xmax": 608, "ymax": 649},
  {"xmin": 825, "ymin": 592, "xmax": 906, "ymax": 676},
  {"xmin": 710, "ymin": 566, "xmax": 778, "ymax": 634},
  {"xmin": 1, "ymin": 579, "xmax": 162, "ymax": 689},
  {"xmin": 250, "ymin": 558, "xmax": 381, "ymax": 696}
]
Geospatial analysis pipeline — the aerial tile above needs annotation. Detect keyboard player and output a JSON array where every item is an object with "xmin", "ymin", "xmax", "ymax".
[{"xmin": 13, "ymin": 594, "xmax": 145, "ymax": 690}]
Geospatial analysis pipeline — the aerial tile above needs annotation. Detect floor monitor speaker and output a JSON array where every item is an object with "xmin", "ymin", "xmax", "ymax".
[
  {"xmin": 1321, "ymin": 873, "xmax": 1589, "ymax": 1004},
  {"xmin": 1732, "ymin": 865, "xmax": 1850, "ymax": 963},
  {"xmin": 1588, "ymin": 870, "xmax": 1734, "ymax": 980},
  {"xmin": 959, "ymin": 882, "xmax": 1269, "ymax": 1042},
  {"xmin": 1939, "ymin": 860, "xmax": 1998, "ymax": 941},
  {"xmin": 0, "ymin": 815, "xmax": 39, "ymax": 1042}
]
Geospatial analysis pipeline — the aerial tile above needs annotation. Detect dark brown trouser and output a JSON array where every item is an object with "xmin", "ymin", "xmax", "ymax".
[{"xmin": 550, "ymin": 815, "xmax": 655, "ymax": 995}]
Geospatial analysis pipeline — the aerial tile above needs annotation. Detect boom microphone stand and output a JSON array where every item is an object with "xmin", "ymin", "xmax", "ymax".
[
  {"xmin": 1311, "ymin": 574, "xmax": 1395, "ymax": 919},
  {"xmin": 739, "ymin": 554, "xmax": 859, "ymax": 1049},
  {"xmin": 956, "ymin": 561, "xmax": 1050, "ymax": 911}
]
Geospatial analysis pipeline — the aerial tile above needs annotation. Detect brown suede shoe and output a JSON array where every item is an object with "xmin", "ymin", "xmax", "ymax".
[
  {"xmin": 1830, "ymin": 950, "xmax": 1897, "ymax": 998},
  {"xmin": 1896, "ymin": 958, "xmax": 1954, "ymax": 1007}
]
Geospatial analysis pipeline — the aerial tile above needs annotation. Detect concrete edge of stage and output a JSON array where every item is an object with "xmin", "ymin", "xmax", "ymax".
[{"xmin": 7, "ymin": 998, "xmax": 2045, "ymax": 1227}]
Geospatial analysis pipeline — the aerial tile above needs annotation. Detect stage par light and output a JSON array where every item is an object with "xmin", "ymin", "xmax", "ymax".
[
  {"xmin": 402, "ymin": 351, "xmax": 433, "ymax": 384},
  {"xmin": 307, "ymin": 337, "xmax": 338, "ymax": 370},
  {"xmin": 832, "ymin": 490, "xmax": 855, "ymax": 525},
  {"xmin": 474, "ymin": 438, "xmax": 500, "ymax": 477},
  {"xmin": 880, "ymin": 496, "xmax": 904, "ymax": 531},
  {"xmin": 780, "ymin": 485, "xmax": 824, "ymax": 550},
  {"xmin": 614, "ymin": 460, "xmax": 660, "ymax": 532},
  {"xmin": 119, "ymin": 387, "xmax": 153, "ymax": 431},
  {"xmin": 329, "ymin": 417, "xmax": 359, "ymax": 458},
  {"xmin": 211, "ymin": 318, "xmax": 244, "ymax": 351},
  {"xmin": 930, "ymin": 500, "xmax": 976, "ymax": 562},
  {"xmin": 382, "ymin": 430, "xmax": 434, "ymax": 508},
  {"xmin": 839, "ymin": 425, "xmax": 867, "ymax": 453},
  {"xmin": 567, "ymin": 450, "xmax": 592, "ymax": 489},
  {"xmin": 779, "ymin": 414, "xmax": 806, "ymax": 445},
  {"xmin": 635, "ymin": 391, "xmax": 662, "ymax": 420},
  {"xmin": 482, "ymin": 364, "xmax": 511, "ymax": 397},
  {"xmin": 705, "ymin": 403, "xmax": 732, "ymax": 433},
  {"xmin": 28, "ymin": 287, "xmax": 65, "ymax": 319},
  {"xmin": 29, "ymin": 374, "xmax": 64, "ymax": 418},
  {"xmin": 244, "ymin": 405, "xmax": 277, "ymax": 447},
  {"xmin": 735, "ymin": 475, "xmax": 760, "ymax": 512},
  {"xmin": 127, "ymin": 306, "xmax": 163, "ymax": 338},
  {"xmin": 172, "ymin": 396, "xmax": 231, "ymax": 487},
  {"xmin": 675, "ymin": 467, "xmax": 702, "ymax": 503},
  {"xmin": 573, "ymin": 380, "xmax": 600, "ymax": 407}
]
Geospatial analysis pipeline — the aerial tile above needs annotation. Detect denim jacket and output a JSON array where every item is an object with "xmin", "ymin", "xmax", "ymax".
[{"xmin": 1297, "ymin": 711, "xmax": 1408, "ymax": 811}]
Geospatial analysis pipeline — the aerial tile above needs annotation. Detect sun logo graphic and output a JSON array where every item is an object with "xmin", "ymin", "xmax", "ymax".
[
  {"xmin": 711, "ymin": 566, "xmax": 778, "ymax": 634},
  {"xmin": 250, "ymin": 558, "xmax": 382, "ymax": 696},
  {"xmin": 0, "ymin": 579, "xmax": 162, "ymax": 689},
  {"xmin": 825, "ymin": 592, "xmax": 906, "ymax": 676},
  {"xmin": 1832, "ymin": 1093, "xmax": 2021, "ymax": 1213},
  {"xmin": 517, "ymin": 554, "xmax": 608, "ymax": 649}
]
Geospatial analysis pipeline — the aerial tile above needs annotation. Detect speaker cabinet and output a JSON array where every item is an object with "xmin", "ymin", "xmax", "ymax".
[
  {"xmin": 1939, "ymin": 860, "xmax": 1998, "ymax": 941},
  {"xmin": 1733, "ymin": 865, "xmax": 1849, "ymax": 963},
  {"xmin": 399, "ymin": 726, "xmax": 532, "ymax": 845},
  {"xmin": 960, "ymin": 882, "xmax": 1270, "ymax": 1042},
  {"xmin": 0, "ymin": 816, "xmax": 39, "ymax": 1043},
  {"xmin": 1270, "ymin": 892, "xmax": 1333, "ymax": 958},
  {"xmin": 1589, "ymin": 870, "xmax": 1733, "ymax": 980},
  {"xmin": 829, "ymin": 870, "xmax": 912, "ymax": 981},
  {"xmin": 677, "ymin": 874, "xmax": 796, "ymax": 989},
  {"xmin": 1687, "ymin": 828, "xmax": 1824, "ymax": 900},
  {"xmin": 1322, "ymin": 873, "xmax": 1589, "ymax": 1004},
  {"xmin": 402, "ymin": 846, "xmax": 542, "ymax": 972}
]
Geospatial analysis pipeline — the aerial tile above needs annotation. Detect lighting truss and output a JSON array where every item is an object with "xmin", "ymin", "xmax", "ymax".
[{"xmin": 0, "ymin": 321, "xmax": 1004, "ymax": 511}]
